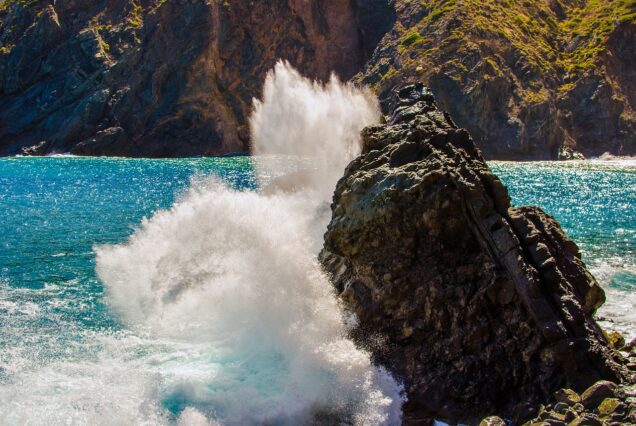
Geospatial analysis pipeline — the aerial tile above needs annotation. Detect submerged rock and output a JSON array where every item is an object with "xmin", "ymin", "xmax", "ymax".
[{"xmin": 320, "ymin": 84, "xmax": 630, "ymax": 424}]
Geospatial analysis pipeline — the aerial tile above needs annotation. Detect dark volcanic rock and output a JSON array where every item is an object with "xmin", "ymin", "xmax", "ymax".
[
  {"xmin": 520, "ymin": 379, "xmax": 636, "ymax": 425},
  {"xmin": 0, "ymin": 0, "xmax": 395, "ymax": 156},
  {"xmin": 320, "ymin": 84, "xmax": 630, "ymax": 424}
]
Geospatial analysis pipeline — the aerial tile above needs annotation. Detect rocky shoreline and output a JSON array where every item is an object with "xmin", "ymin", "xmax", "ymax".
[{"xmin": 320, "ymin": 84, "xmax": 635, "ymax": 424}]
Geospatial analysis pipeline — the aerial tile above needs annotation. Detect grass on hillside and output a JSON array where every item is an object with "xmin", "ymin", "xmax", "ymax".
[{"xmin": 397, "ymin": 0, "xmax": 635, "ymax": 82}]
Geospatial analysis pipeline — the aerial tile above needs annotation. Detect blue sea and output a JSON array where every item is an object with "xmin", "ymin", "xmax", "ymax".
[{"xmin": 0, "ymin": 157, "xmax": 634, "ymax": 424}]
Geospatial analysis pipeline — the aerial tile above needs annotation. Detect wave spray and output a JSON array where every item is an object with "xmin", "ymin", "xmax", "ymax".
[{"xmin": 96, "ymin": 61, "xmax": 403, "ymax": 425}]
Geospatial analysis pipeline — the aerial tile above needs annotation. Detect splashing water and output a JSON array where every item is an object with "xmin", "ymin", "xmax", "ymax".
[
  {"xmin": 250, "ymin": 61, "xmax": 379, "ymax": 201},
  {"xmin": 3, "ymin": 65, "xmax": 634, "ymax": 425},
  {"xmin": 95, "ymin": 61, "xmax": 402, "ymax": 424}
]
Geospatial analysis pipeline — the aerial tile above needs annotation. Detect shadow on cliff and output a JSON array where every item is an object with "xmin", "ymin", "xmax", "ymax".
[{"xmin": 0, "ymin": 0, "xmax": 396, "ymax": 157}]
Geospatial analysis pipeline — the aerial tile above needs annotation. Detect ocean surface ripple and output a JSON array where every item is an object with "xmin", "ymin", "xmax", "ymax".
[
  {"xmin": 1, "ymin": 94, "xmax": 634, "ymax": 425},
  {"xmin": 1, "ymin": 157, "xmax": 634, "ymax": 425},
  {"xmin": 0, "ymin": 63, "xmax": 404, "ymax": 425}
]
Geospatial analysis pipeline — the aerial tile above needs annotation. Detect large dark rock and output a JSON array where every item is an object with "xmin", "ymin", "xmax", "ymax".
[{"xmin": 320, "ymin": 84, "xmax": 629, "ymax": 424}]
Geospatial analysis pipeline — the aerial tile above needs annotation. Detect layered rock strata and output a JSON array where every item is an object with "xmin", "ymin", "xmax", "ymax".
[
  {"xmin": 320, "ymin": 84, "xmax": 630, "ymax": 424},
  {"xmin": 0, "ymin": 0, "xmax": 394, "ymax": 156},
  {"xmin": 358, "ymin": 0, "xmax": 636, "ymax": 159}
]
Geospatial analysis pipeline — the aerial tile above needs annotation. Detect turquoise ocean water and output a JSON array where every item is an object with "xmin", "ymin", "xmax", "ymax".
[
  {"xmin": 0, "ymin": 157, "xmax": 634, "ymax": 424},
  {"xmin": 490, "ymin": 160, "xmax": 636, "ymax": 338}
]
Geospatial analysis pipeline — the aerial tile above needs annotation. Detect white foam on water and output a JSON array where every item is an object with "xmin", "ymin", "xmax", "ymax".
[
  {"xmin": 592, "ymin": 264, "xmax": 636, "ymax": 342},
  {"xmin": 0, "ymin": 339, "xmax": 168, "ymax": 426},
  {"xmin": 593, "ymin": 153, "xmax": 636, "ymax": 165},
  {"xmin": 92, "ymin": 61, "xmax": 403, "ymax": 424},
  {"xmin": 2, "ymin": 63, "xmax": 635, "ymax": 426}
]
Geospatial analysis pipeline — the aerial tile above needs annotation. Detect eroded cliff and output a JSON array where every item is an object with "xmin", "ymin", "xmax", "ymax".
[
  {"xmin": 0, "ymin": 0, "xmax": 394, "ymax": 156},
  {"xmin": 359, "ymin": 0, "xmax": 636, "ymax": 159},
  {"xmin": 1, "ymin": 0, "xmax": 633, "ymax": 159}
]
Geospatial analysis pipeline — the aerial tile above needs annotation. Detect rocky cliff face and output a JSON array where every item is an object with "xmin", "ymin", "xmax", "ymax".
[
  {"xmin": 359, "ymin": 0, "xmax": 636, "ymax": 160},
  {"xmin": 320, "ymin": 84, "xmax": 630, "ymax": 424},
  {"xmin": 1, "ymin": 0, "xmax": 633, "ymax": 159},
  {"xmin": 0, "ymin": 0, "xmax": 394, "ymax": 156},
  {"xmin": 2, "ymin": 1, "xmax": 632, "ymax": 159}
]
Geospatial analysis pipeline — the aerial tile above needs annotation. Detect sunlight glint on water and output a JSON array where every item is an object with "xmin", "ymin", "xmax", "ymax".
[
  {"xmin": 1, "ymin": 159, "xmax": 635, "ymax": 424},
  {"xmin": 2, "ymin": 63, "xmax": 404, "ymax": 425},
  {"xmin": 491, "ymin": 160, "xmax": 636, "ymax": 340}
]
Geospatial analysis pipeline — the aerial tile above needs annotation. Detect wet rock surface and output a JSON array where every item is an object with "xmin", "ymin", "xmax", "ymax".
[
  {"xmin": 518, "ymin": 340, "xmax": 636, "ymax": 425},
  {"xmin": 320, "ymin": 84, "xmax": 631, "ymax": 424}
]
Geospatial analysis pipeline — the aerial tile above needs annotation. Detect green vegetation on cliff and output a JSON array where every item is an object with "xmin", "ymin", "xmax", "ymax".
[
  {"xmin": 0, "ymin": 0, "xmax": 632, "ymax": 159},
  {"xmin": 0, "ymin": 0, "xmax": 41, "ymax": 13},
  {"xmin": 394, "ymin": 0, "xmax": 634, "ymax": 80},
  {"xmin": 563, "ymin": 0, "xmax": 635, "ymax": 72},
  {"xmin": 362, "ymin": 0, "xmax": 636, "ymax": 159}
]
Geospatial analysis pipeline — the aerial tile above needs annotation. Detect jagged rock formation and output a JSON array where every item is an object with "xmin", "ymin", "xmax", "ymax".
[
  {"xmin": 357, "ymin": 0, "xmax": 636, "ymax": 160},
  {"xmin": 0, "ymin": 0, "xmax": 394, "ymax": 156},
  {"xmin": 320, "ymin": 84, "xmax": 630, "ymax": 424}
]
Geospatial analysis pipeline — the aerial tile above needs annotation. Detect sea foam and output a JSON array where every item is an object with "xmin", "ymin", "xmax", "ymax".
[{"xmin": 95, "ymin": 61, "xmax": 403, "ymax": 425}]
